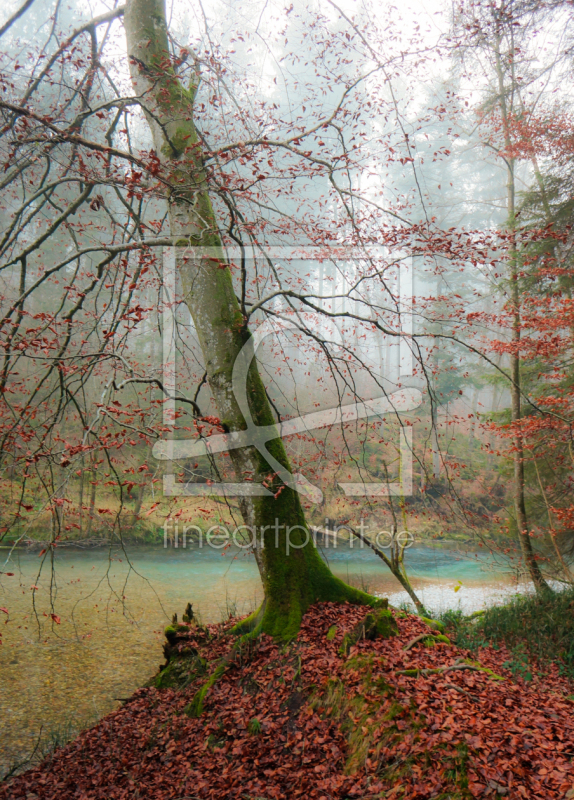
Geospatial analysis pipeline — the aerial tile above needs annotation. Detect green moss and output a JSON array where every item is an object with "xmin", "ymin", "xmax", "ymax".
[
  {"xmin": 400, "ymin": 668, "xmax": 424, "ymax": 677},
  {"xmin": 326, "ymin": 624, "xmax": 338, "ymax": 641},
  {"xmin": 153, "ymin": 653, "xmax": 207, "ymax": 690},
  {"xmin": 184, "ymin": 661, "xmax": 227, "ymax": 718},
  {"xmin": 462, "ymin": 658, "xmax": 505, "ymax": 681},
  {"xmin": 419, "ymin": 633, "xmax": 451, "ymax": 648},
  {"xmin": 340, "ymin": 608, "xmax": 398, "ymax": 656},
  {"xmin": 384, "ymin": 700, "xmax": 405, "ymax": 721},
  {"xmin": 231, "ymin": 604, "xmax": 264, "ymax": 635},
  {"xmin": 164, "ymin": 623, "xmax": 191, "ymax": 644},
  {"xmin": 369, "ymin": 608, "xmax": 398, "ymax": 638},
  {"xmin": 421, "ymin": 617, "xmax": 447, "ymax": 634}
]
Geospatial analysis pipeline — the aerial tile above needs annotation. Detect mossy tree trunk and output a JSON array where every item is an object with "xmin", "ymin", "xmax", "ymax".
[{"xmin": 124, "ymin": 0, "xmax": 379, "ymax": 640}]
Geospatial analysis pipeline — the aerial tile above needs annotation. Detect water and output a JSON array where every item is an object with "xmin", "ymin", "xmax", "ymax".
[{"xmin": 0, "ymin": 541, "xmax": 512, "ymax": 773}]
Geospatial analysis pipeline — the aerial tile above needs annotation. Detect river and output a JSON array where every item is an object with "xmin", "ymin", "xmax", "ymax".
[{"xmin": 0, "ymin": 540, "xmax": 519, "ymax": 774}]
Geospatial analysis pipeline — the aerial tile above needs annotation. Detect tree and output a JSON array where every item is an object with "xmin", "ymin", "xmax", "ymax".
[
  {"xmin": 3, "ymin": 0, "xmax": 445, "ymax": 639},
  {"xmin": 452, "ymin": 0, "xmax": 568, "ymax": 591},
  {"xmin": 6, "ymin": 0, "xmax": 567, "ymax": 639},
  {"xmin": 121, "ymin": 0, "xmax": 397, "ymax": 640}
]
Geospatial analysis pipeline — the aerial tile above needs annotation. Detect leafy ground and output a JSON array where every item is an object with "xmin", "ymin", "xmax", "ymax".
[{"xmin": 2, "ymin": 603, "xmax": 574, "ymax": 800}]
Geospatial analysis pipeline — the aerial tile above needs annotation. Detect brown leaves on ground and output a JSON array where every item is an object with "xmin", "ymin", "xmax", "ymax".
[{"xmin": 2, "ymin": 604, "xmax": 574, "ymax": 799}]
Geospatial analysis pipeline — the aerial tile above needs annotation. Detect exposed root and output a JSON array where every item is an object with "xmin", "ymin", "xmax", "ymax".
[
  {"xmin": 397, "ymin": 664, "xmax": 483, "ymax": 678},
  {"xmin": 402, "ymin": 632, "xmax": 451, "ymax": 651},
  {"xmin": 398, "ymin": 657, "xmax": 506, "ymax": 680},
  {"xmin": 444, "ymin": 682, "xmax": 480, "ymax": 700}
]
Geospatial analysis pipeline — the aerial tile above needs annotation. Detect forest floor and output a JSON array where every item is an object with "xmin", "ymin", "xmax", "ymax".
[{"xmin": 2, "ymin": 603, "xmax": 574, "ymax": 800}]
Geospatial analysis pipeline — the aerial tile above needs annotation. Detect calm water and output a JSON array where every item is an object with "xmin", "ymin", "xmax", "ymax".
[{"xmin": 0, "ymin": 541, "xmax": 509, "ymax": 773}]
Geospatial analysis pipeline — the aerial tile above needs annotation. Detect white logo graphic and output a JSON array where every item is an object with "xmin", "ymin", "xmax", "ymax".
[{"xmin": 153, "ymin": 248, "xmax": 421, "ymax": 501}]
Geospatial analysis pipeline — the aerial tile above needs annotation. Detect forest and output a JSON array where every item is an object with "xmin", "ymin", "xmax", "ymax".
[{"xmin": 0, "ymin": 0, "xmax": 574, "ymax": 796}]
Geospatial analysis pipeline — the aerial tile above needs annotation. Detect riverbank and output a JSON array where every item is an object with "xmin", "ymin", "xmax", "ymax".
[
  {"xmin": 2, "ymin": 601, "xmax": 573, "ymax": 799},
  {"xmin": 0, "ymin": 526, "xmax": 481, "ymax": 551}
]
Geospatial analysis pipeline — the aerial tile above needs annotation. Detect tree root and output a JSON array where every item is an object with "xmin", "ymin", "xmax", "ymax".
[
  {"xmin": 397, "ymin": 664, "xmax": 482, "ymax": 678},
  {"xmin": 402, "ymin": 632, "xmax": 451, "ymax": 651},
  {"xmin": 444, "ymin": 682, "xmax": 479, "ymax": 700},
  {"xmin": 183, "ymin": 624, "xmax": 265, "ymax": 718},
  {"xmin": 398, "ymin": 657, "xmax": 505, "ymax": 680}
]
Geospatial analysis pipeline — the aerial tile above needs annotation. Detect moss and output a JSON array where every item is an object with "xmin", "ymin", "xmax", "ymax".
[
  {"xmin": 184, "ymin": 661, "xmax": 227, "ymax": 718},
  {"xmin": 369, "ymin": 608, "xmax": 398, "ymax": 639},
  {"xmin": 164, "ymin": 623, "xmax": 191, "ymax": 644},
  {"xmin": 420, "ymin": 633, "xmax": 451, "ymax": 648},
  {"xmin": 231, "ymin": 604, "xmax": 264, "ymax": 635},
  {"xmin": 326, "ymin": 624, "xmax": 338, "ymax": 641},
  {"xmin": 340, "ymin": 608, "xmax": 398, "ymax": 656},
  {"xmin": 374, "ymin": 675, "xmax": 395, "ymax": 696},
  {"xmin": 384, "ymin": 700, "xmax": 405, "ymax": 721},
  {"xmin": 400, "ymin": 668, "xmax": 425, "ymax": 677},
  {"xmin": 421, "ymin": 617, "xmax": 447, "ymax": 634},
  {"xmin": 206, "ymin": 732, "xmax": 226, "ymax": 750},
  {"xmin": 154, "ymin": 663, "xmax": 178, "ymax": 689},
  {"xmin": 430, "ymin": 742, "xmax": 472, "ymax": 799},
  {"xmin": 462, "ymin": 658, "xmax": 505, "ymax": 681},
  {"xmin": 153, "ymin": 653, "xmax": 207, "ymax": 690}
]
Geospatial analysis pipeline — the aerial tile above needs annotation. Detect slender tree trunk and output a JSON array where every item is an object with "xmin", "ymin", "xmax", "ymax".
[
  {"xmin": 124, "ymin": 0, "xmax": 379, "ymax": 639},
  {"xmin": 78, "ymin": 453, "xmax": 84, "ymax": 533},
  {"xmin": 467, "ymin": 388, "xmax": 478, "ymax": 468},
  {"xmin": 509, "ymin": 282, "xmax": 548, "ymax": 590},
  {"xmin": 495, "ymin": 39, "xmax": 550, "ymax": 593},
  {"xmin": 344, "ymin": 524, "xmax": 426, "ymax": 615},
  {"xmin": 129, "ymin": 442, "xmax": 154, "ymax": 529},
  {"xmin": 131, "ymin": 481, "xmax": 146, "ymax": 526},
  {"xmin": 85, "ymin": 452, "xmax": 97, "ymax": 538}
]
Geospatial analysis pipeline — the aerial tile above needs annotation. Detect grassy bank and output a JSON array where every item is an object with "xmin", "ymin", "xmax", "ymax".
[{"xmin": 441, "ymin": 586, "xmax": 574, "ymax": 681}]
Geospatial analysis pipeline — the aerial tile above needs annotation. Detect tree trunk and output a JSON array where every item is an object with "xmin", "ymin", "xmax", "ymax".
[
  {"xmin": 85, "ymin": 452, "xmax": 97, "ymax": 538},
  {"xmin": 130, "ymin": 480, "xmax": 146, "ymax": 526},
  {"xmin": 467, "ymin": 388, "xmax": 478, "ymax": 468},
  {"xmin": 124, "ymin": 0, "xmax": 379, "ymax": 639},
  {"xmin": 78, "ymin": 453, "xmax": 84, "ymax": 533},
  {"xmin": 494, "ymin": 39, "xmax": 550, "ymax": 593}
]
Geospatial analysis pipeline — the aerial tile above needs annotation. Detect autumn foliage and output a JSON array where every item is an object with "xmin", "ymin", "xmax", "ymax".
[{"xmin": 2, "ymin": 603, "xmax": 573, "ymax": 799}]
